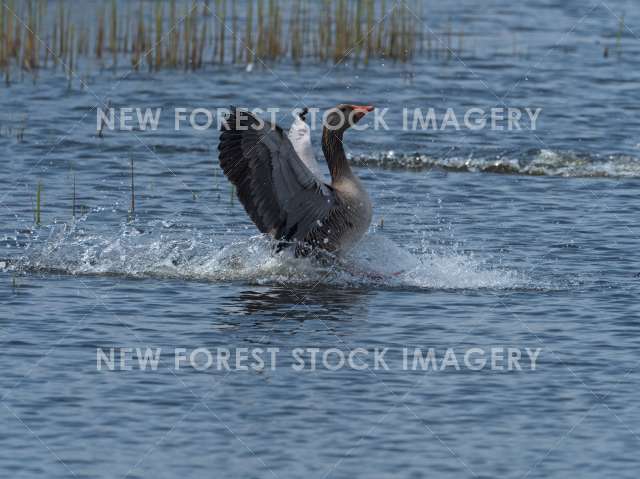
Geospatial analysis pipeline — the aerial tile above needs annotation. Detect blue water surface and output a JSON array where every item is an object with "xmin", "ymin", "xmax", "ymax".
[{"xmin": 1, "ymin": 0, "xmax": 640, "ymax": 478}]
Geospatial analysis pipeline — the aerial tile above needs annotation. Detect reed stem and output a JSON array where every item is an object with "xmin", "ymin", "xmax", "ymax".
[
  {"xmin": 0, "ymin": 0, "xmax": 473, "ymax": 80},
  {"xmin": 129, "ymin": 157, "xmax": 135, "ymax": 221},
  {"xmin": 35, "ymin": 180, "xmax": 42, "ymax": 225}
]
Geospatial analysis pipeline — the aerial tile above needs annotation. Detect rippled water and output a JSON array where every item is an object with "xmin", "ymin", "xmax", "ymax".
[{"xmin": 2, "ymin": 0, "xmax": 640, "ymax": 478}]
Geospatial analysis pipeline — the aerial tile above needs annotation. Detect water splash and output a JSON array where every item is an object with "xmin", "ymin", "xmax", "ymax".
[
  {"xmin": 7, "ymin": 218, "xmax": 532, "ymax": 291},
  {"xmin": 351, "ymin": 149, "xmax": 640, "ymax": 178},
  {"xmin": 345, "ymin": 234, "xmax": 528, "ymax": 289}
]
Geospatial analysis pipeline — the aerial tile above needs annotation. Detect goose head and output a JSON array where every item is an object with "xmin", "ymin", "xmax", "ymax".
[{"xmin": 324, "ymin": 104, "xmax": 374, "ymax": 133}]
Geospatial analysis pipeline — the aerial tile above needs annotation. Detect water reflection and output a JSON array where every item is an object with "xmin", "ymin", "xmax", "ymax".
[{"xmin": 218, "ymin": 285, "xmax": 372, "ymax": 324}]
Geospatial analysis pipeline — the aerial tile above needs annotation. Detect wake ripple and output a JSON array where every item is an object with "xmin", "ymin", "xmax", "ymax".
[{"xmin": 351, "ymin": 149, "xmax": 640, "ymax": 178}]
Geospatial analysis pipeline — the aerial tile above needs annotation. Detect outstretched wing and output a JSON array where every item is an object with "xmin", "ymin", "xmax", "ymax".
[{"xmin": 218, "ymin": 107, "xmax": 337, "ymax": 245}]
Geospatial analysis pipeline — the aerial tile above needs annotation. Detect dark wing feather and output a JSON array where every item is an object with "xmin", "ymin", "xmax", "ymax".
[
  {"xmin": 294, "ymin": 205, "xmax": 356, "ymax": 256},
  {"xmin": 218, "ymin": 107, "xmax": 337, "ymax": 247}
]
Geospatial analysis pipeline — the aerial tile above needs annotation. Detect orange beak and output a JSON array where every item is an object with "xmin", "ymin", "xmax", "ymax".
[
  {"xmin": 351, "ymin": 105, "xmax": 374, "ymax": 114},
  {"xmin": 351, "ymin": 105, "xmax": 374, "ymax": 122}
]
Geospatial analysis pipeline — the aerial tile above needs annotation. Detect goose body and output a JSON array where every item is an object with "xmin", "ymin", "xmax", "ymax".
[{"xmin": 218, "ymin": 105, "xmax": 373, "ymax": 256}]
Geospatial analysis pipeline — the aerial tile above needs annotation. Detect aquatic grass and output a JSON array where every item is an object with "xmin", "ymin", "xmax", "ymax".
[
  {"xmin": 67, "ymin": 24, "xmax": 74, "ymax": 89},
  {"xmin": 22, "ymin": 1, "xmax": 38, "ymax": 72},
  {"xmin": 16, "ymin": 125, "xmax": 25, "ymax": 142},
  {"xmin": 34, "ymin": 180, "xmax": 42, "ymax": 225},
  {"xmin": 0, "ymin": 4, "xmax": 4, "ymax": 69},
  {"xmin": 0, "ymin": 0, "xmax": 477, "ymax": 83},
  {"xmin": 109, "ymin": 0, "xmax": 117, "ymax": 68},
  {"xmin": 128, "ymin": 156, "xmax": 135, "ymax": 222},
  {"xmin": 96, "ymin": 5, "xmax": 104, "ymax": 60},
  {"xmin": 168, "ymin": 0, "xmax": 178, "ymax": 67},
  {"xmin": 197, "ymin": 3, "xmax": 207, "ymax": 68},
  {"xmin": 231, "ymin": 0, "xmax": 237, "ymax": 63},
  {"xmin": 0, "ymin": 116, "xmax": 26, "ymax": 141},
  {"xmin": 217, "ymin": 0, "xmax": 225, "ymax": 64},
  {"xmin": 154, "ymin": 1, "xmax": 164, "ymax": 71},
  {"xmin": 244, "ymin": 0, "xmax": 253, "ymax": 64},
  {"xmin": 72, "ymin": 173, "xmax": 76, "ymax": 219}
]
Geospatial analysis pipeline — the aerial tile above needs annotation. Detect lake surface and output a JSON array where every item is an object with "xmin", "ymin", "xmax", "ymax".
[{"xmin": 1, "ymin": 0, "xmax": 640, "ymax": 478}]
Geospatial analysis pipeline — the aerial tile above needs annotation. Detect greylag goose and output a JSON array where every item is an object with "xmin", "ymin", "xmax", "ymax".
[{"xmin": 218, "ymin": 104, "xmax": 374, "ymax": 256}]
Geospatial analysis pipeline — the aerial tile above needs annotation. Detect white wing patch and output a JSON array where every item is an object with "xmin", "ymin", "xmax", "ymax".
[{"xmin": 288, "ymin": 115, "xmax": 327, "ymax": 182}]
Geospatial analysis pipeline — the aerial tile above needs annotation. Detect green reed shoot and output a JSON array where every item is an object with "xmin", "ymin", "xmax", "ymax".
[
  {"xmin": 128, "ymin": 157, "xmax": 135, "ymax": 222},
  {"xmin": 35, "ymin": 180, "xmax": 42, "ymax": 225},
  {"xmin": 72, "ymin": 173, "xmax": 76, "ymax": 219},
  {"xmin": 0, "ymin": 0, "xmax": 475, "ymax": 83}
]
